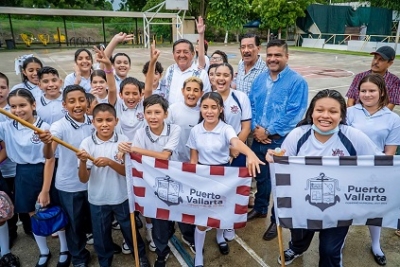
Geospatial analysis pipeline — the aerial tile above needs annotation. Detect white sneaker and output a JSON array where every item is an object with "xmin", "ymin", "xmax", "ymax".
[
  {"xmin": 86, "ymin": 233, "xmax": 94, "ymax": 245},
  {"xmin": 122, "ymin": 241, "xmax": 131, "ymax": 255},
  {"xmin": 112, "ymin": 220, "xmax": 121, "ymax": 230},
  {"xmin": 223, "ymin": 229, "xmax": 235, "ymax": 241}
]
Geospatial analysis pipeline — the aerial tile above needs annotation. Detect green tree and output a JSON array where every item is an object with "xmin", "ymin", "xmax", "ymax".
[
  {"xmin": 207, "ymin": 0, "xmax": 250, "ymax": 43},
  {"xmin": 252, "ymin": 0, "xmax": 316, "ymax": 38},
  {"xmin": 368, "ymin": 0, "xmax": 400, "ymax": 10}
]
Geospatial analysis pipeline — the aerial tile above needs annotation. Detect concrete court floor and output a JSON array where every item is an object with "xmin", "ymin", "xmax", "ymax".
[{"xmin": 1, "ymin": 44, "xmax": 400, "ymax": 267}]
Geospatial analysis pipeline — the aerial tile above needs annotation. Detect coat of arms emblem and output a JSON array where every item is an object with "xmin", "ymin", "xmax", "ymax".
[
  {"xmin": 305, "ymin": 172, "xmax": 340, "ymax": 211},
  {"xmin": 154, "ymin": 176, "xmax": 183, "ymax": 206}
]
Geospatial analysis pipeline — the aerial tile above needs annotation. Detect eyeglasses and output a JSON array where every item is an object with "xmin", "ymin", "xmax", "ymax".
[{"xmin": 210, "ymin": 56, "xmax": 223, "ymax": 61}]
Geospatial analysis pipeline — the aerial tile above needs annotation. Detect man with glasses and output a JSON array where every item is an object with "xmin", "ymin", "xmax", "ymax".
[{"xmin": 236, "ymin": 33, "xmax": 267, "ymax": 96}]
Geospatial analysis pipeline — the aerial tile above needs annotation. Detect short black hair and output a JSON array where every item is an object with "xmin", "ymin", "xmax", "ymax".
[
  {"xmin": 239, "ymin": 33, "xmax": 261, "ymax": 46},
  {"xmin": 120, "ymin": 77, "xmax": 142, "ymax": 94},
  {"xmin": 38, "ymin": 66, "xmax": 60, "ymax": 80},
  {"xmin": 267, "ymin": 39, "xmax": 288, "ymax": 53},
  {"xmin": 62, "ymin": 85, "xmax": 86, "ymax": 101},
  {"xmin": 143, "ymin": 94, "xmax": 168, "ymax": 112},
  {"xmin": 210, "ymin": 50, "xmax": 228, "ymax": 63},
  {"xmin": 85, "ymin": 93, "xmax": 96, "ymax": 108},
  {"xmin": 0, "ymin": 72, "xmax": 9, "ymax": 87},
  {"xmin": 111, "ymin": 52, "xmax": 131, "ymax": 66},
  {"xmin": 93, "ymin": 103, "xmax": 117, "ymax": 118},
  {"xmin": 142, "ymin": 61, "xmax": 164, "ymax": 75},
  {"xmin": 173, "ymin": 39, "xmax": 194, "ymax": 53}
]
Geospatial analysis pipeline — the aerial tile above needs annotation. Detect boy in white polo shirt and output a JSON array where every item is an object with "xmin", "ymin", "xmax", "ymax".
[{"xmin": 77, "ymin": 103, "xmax": 149, "ymax": 267}]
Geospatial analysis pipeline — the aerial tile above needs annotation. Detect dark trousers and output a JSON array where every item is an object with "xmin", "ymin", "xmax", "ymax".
[
  {"xmin": 290, "ymin": 227, "xmax": 349, "ymax": 267},
  {"xmin": 58, "ymin": 190, "xmax": 91, "ymax": 266},
  {"xmin": 152, "ymin": 218, "xmax": 175, "ymax": 258},
  {"xmin": 90, "ymin": 200, "xmax": 146, "ymax": 267},
  {"xmin": 178, "ymin": 223, "xmax": 195, "ymax": 244}
]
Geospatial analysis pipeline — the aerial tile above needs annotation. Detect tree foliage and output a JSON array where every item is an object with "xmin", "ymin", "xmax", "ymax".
[
  {"xmin": 368, "ymin": 0, "xmax": 400, "ymax": 10},
  {"xmin": 207, "ymin": 0, "xmax": 250, "ymax": 32}
]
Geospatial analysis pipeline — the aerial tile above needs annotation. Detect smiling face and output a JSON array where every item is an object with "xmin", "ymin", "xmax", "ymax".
[
  {"xmin": 119, "ymin": 84, "xmax": 142, "ymax": 109},
  {"xmin": 182, "ymin": 81, "xmax": 203, "ymax": 107},
  {"xmin": 173, "ymin": 42, "xmax": 194, "ymax": 71},
  {"xmin": 0, "ymin": 78, "xmax": 10, "ymax": 107},
  {"xmin": 9, "ymin": 95, "xmax": 36, "ymax": 123},
  {"xmin": 75, "ymin": 50, "xmax": 93, "ymax": 74},
  {"xmin": 215, "ymin": 65, "xmax": 232, "ymax": 93},
  {"xmin": 22, "ymin": 62, "xmax": 41, "ymax": 85},
  {"xmin": 312, "ymin": 97, "xmax": 342, "ymax": 133},
  {"xmin": 91, "ymin": 76, "xmax": 107, "ymax": 98},
  {"xmin": 240, "ymin": 37, "xmax": 260, "ymax": 66},
  {"xmin": 113, "ymin": 54, "xmax": 131, "ymax": 78},
  {"xmin": 208, "ymin": 67, "xmax": 217, "ymax": 90},
  {"xmin": 200, "ymin": 97, "xmax": 223, "ymax": 126},
  {"xmin": 359, "ymin": 81, "xmax": 381, "ymax": 110},
  {"xmin": 144, "ymin": 103, "xmax": 167, "ymax": 132},
  {"xmin": 266, "ymin": 45, "xmax": 288, "ymax": 75},
  {"xmin": 93, "ymin": 110, "xmax": 118, "ymax": 141},
  {"xmin": 63, "ymin": 90, "xmax": 88, "ymax": 122},
  {"xmin": 39, "ymin": 73, "xmax": 62, "ymax": 100}
]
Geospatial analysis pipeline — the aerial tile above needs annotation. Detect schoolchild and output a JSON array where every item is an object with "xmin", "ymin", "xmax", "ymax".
[
  {"xmin": 36, "ymin": 66, "xmax": 65, "ymax": 124},
  {"xmin": 76, "ymin": 103, "xmax": 149, "ymax": 267},
  {"xmin": 11, "ymin": 56, "xmax": 43, "ymax": 100},
  {"xmin": 39, "ymin": 85, "xmax": 93, "ymax": 267},
  {"xmin": 63, "ymin": 48, "xmax": 93, "ymax": 92},
  {"xmin": 0, "ymin": 88, "xmax": 69, "ymax": 267},
  {"xmin": 85, "ymin": 93, "xmax": 98, "ymax": 119},
  {"xmin": 207, "ymin": 63, "xmax": 220, "ymax": 92},
  {"xmin": 347, "ymin": 74, "xmax": 400, "ymax": 266},
  {"xmin": 118, "ymin": 94, "xmax": 181, "ymax": 267},
  {"xmin": 186, "ymin": 92, "xmax": 263, "ymax": 267},
  {"xmin": 268, "ymin": 89, "xmax": 383, "ymax": 267},
  {"xmin": 142, "ymin": 60, "xmax": 164, "ymax": 96}
]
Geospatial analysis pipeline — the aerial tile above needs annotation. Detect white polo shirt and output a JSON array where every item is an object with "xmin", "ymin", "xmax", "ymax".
[
  {"xmin": 11, "ymin": 81, "xmax": 43, "ymax": 100},
  {"xmin": 96, "ymin": 94, "xmax": 109, "ymax": 104},
  {"xmin": 0, "ymin": 105, "xmax": 16, "ymax": 178},
  {"xmin": 114, "ymin": 74, "xmax": 124, "ymax": 94},
  {"xmin": 63, "ymin": 73, "xmax": 91, "ymax": 92},
  {"xmin": 167, "ymin": 102, "xmax": 200, "ymax": 162},
  {"xmin": 0, "ymin": 117, "xmax": 49, "ymax": 164},
  {"xmin": 51, "ymin": 114, "xmax": 93, "ymax": 192},
  {"xmin": 79, "ymin": 131, "xmax": 129, "ymax": 205},
  {"xmin": 115, "ymin": 98, "xmax": 146, "ymax": 140},
  {"xmin": 36, "ymin": 94, "xmax": 66, "ymax": 124},
  {"xmin": 132, "ymin": 123, "xmax": 181, "ymax": 155},
  {"xmin": 223, "ymin": 89, "xmax": 252, "ymax": 134},
  {"xmin": 162, "ymin": 64, "xmax": 211, "ymax": 105},
  {"xmin": 186, "ymin": 120, "xmax": 237, "ymax": 165},
  {"xmin": 281, "ymin": 124, "xmax": 383, "ymax": 157},
  {"xmin": 347, "ymin": 104, "xmax": 400, "ymax": 151}
]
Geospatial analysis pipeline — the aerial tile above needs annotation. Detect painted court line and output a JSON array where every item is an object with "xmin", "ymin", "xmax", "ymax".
[
  {"xmin": 169, "ymin": 240, "xmax": 190, "ymax": 267},
  {"xmin": 234, "ymin": 234, "xmax": 271, "ymax": 267}
]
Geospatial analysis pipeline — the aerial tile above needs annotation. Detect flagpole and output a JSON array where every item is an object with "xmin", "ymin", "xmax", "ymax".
[
  {"xmin": 0, "ymin": 108, "xmax": 95, "ymax": 161},
  {"xmin": 277, "ymin": 225, "xmax": 286, "ymax": 267},
  {"xmin": 130, "ymin": 213, "xmax": 140, "ymax": 267}
]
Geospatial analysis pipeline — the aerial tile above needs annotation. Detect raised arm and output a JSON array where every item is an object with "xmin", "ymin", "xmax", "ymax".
[
  {"xmin": 196, "ymin": 16, "xmax": 206, "ymax": 69},
  {"xmin": 104, "ymin": 32, "xmax": 135, "ymax": 60},
  {"xmin": 94, "ymin": 46, "xmax": 117, "ymax": 106},
  {"xmin": 144, "ymin": 40, "xmax": 161, "ymax": 99}
]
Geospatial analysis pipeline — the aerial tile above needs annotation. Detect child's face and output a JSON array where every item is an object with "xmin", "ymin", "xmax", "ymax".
[
  {"xmin": 39, "ymin": 73, "xmax": 62, "ymax": 99},
  {"xmin": 22, "ymin": 62, "xmax": 41, "ymax": 85},
  {"xmin": 215, "ymin": 65, "xmax": 232, "ymax": 93},
  {"xmin": 208, "ymin": 67, "xmax": 217, "ymax": 90},
  {"xmin": 9, "ymin": 96, "xmax": 36, "ymax": 123},
  {"xmin": 91, "ymin": 76, "xmax": 107, "ymax": 97},
  {"xmin": 182, "ymin": 81, "xmax": 203, "ymax": 108},
  {"xmin": 113, "ymin": 55, "xmax": 131, "ymax": 78},
  {"xmin": 0, "ymin": 78, "xmax": 10, "ymax": 106},
  {"xmin": 63, "ymin": 90, "xmax": 88, "ymax": 122},
  {"xmin": 76, "ymin": 51, "xmax": 92, "ymax": 73},
  {"xmin": 144, "ymin": 104, "xmax": 167, "ymax": 131},
  {"xmin": 93, "ymin": 111, "xmax": 118, "ymax": 140},
  {"xmin": 200, "ymin": 98, "xmax": 223, "ymax": 125},
  {"xmin": 153, "ymin": 71, "xmax": 162, "ymax": 88},
  {"xmin": 119, "ymin": 84, "xmax": 142, "ymax": 109},
  {"xmin": 86, "ymin": 99, "xmax": 98, "ymax": 116}
]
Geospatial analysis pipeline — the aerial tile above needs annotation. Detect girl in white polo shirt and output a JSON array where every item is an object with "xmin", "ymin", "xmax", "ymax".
[
  {"xmin": 347, "ymin": 74, "xmax": 400, "ymax": 266},
  {"xmin": 63, "ymin": 48, "xmax": 93, "ymax": 92},
  {"xmin": 11, "ymin": 56, "xmax": 43, "ymax": 100},
  {"xmin": 0, "ymin": 88, "xmax": 69, "ymax": 267},
  {"xmin": 187, "ymin": 92, "xmax": 263, "ymax": 267}
]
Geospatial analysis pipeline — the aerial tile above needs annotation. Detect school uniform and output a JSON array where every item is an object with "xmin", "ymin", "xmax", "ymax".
[
  {"xmin": 63, "ymin": 73, "xmax": 91, "ymax": 92},
  {"xmin": 132, "ymin": 122, "xmax": 181, "ymax": 259},
  {"xmin": 281, "ymin": 124, "xmax": 382, "ymax": 267},
  {"xmin": 50, "ymin": 113, "xmax": 93, "ymax": 266},
  {"xmin": 0, "ymin": 117, "xmax": 50, "ymax": 213},
  {"xmin": 79, "ymin": 131, "xmax": 146, "ymax": 267},
  {"xmin": 96, "ymin": 94, "xmax": 109, "ymax": 104},
  {"xmin": 115, "ymin": 98, "xmax": 146, "ymax": 140},
  {"xmin": 114, "ymin": 74, "xmax": 124, "ymax": 93},
  {"xmin": 11, "ymin": 81, "xmax": 43, "ymax": 100},
  {"xmin": 36, "ymin": 94, "xmax": 65, "ymax": 125}
]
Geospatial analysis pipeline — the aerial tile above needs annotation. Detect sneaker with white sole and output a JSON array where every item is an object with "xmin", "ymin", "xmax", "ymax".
[
  {"xmin": 277, "ymin": 248, "xmax": 303, "ymax": 265},
  {"xmin": 181, "ymin": 236, "xmax": 196, "ymax": 254},
  {"xmin": 86, "ymin": 233, "xmax": 94, "ymax": 245},
  {"xmin": 223, "ymin": 229, "xmax": 235, "ymax": 241},
  {"xmin": 122, "ymin": 241, "xmax": 131, "ymax": 255},
  {"xmin": 112, "ymin": 220, "xmax": 121, "ymax": 230},
  {"xmin": 145, "ymin": 228, "xmax": 156, "ymax": 252}
]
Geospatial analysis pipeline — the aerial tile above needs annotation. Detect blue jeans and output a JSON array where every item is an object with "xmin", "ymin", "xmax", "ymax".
[
  {"xmin": 90, "ymin": 200, "xmax": 146, "ymax": 267},
  {"xmin": 58, "ymin": 190, "xmax": 91, "ymax": 266},
  {"xmin": 251, "ymin": 138, "xmax": 284, "ymax": 215},
  {"xmin": 290, "ymin": 227, "xmax": 349, "ymax": 267}
]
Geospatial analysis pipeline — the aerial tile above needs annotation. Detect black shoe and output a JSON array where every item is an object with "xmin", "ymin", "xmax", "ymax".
[
  {"xmin": 153, "ymin": 254, "xmax": 169, "ymax": 267},
  {"xmin": 371, "ymin": 248, "xmax": 386, "ymax": 266},
  {"xmin": 57, "ymin": 251, "xmax": 71, "ymax": 267},
  {"xmin": 35, "ymin": 252, "xmax": 51, "ymax": 267},
  {"xmin": 247, "ymin": 209, "xmax": 267, "ymax": 221},
  {"xmin": 0, "ymin": 253, "xmax": 20, "ymax": 267},
  {"xmin": 139, "ymin": 257, "xmax": 150, "ymax": 267},
  {"xmin": 217, "ymin": 241, "xmax": 229, "ymax": 255},
  {"xmin": 9, "ymin": 232, "xmax": 18, "ymax": 249},
  {"xmin": 263, "ymin": 222, "xmax": 277, "ymax": 241},
  {"xmin": 113, "ymin": 243, "xmax": 122, "ymax": 254}
]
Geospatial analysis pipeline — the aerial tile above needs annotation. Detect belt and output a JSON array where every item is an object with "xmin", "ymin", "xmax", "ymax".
[{"xmin": 268, "ymin": 134, "xmax": 282, "ymax": 140}]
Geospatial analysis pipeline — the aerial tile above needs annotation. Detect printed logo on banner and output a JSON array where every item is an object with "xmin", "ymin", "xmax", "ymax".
[
  {"xmin": 345, "ymin": 175, "xmax": 387, "ymax": 204},
  {"xmin": 305, "ymin": 173, "xmax": 340, "ymax": 211}
]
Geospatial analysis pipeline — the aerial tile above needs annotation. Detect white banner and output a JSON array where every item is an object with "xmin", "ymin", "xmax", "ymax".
[
  {"xmin": 125, "ymin": 153, "xmax": 251, "ymax": 229},
  {"xmin": 271, "ymin": 156, "xmax": 400, "ymax": 230}
]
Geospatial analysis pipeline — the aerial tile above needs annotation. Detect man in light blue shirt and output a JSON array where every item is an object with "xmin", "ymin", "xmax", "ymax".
[{"xmin": 248, "ymin": 39, "xmax": 308, "ymax": 241}]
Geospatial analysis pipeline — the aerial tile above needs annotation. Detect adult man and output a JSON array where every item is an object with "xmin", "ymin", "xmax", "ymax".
[
  {"xmin": 236, "ymin": 33, "xmax": 268, "ymax": 96},
  {"xmin": 161, "ymin": 39, "xmax": 211, "ymax": 105},
  {"xmin": 248, "ymin": 40, "xmax": 308, "ymax": 241},
  {"xmin": 346, "ymin": 46, "xmax": 400, "ymax": 110}
]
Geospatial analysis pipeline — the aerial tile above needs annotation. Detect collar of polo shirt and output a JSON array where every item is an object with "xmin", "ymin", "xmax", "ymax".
[
  {"xmin": 200, "ymin": 120, "xmax": 226, "ymax": 134},
  {"xmin": 91, "ymin": 130, "xmax": 118, "ymax": 145},
  {"xmin": 65, "ymin": 113, "xmax": 92, "ymax": 129}
]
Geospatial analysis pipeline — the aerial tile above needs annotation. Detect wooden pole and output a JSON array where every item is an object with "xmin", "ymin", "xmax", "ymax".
[
  {"xmin": 130, "ymin": 213, "xmax": 140, "ymax": 267},
  {"xmin": 0, "ymin": 108, "xmax": 95, "ymax": 162},
  {"xmin": 277, "ymin": 224, "xmax": 286, "ymax": 267}
]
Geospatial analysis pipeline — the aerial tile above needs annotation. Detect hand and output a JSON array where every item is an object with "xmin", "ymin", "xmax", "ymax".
[
  {"xmin": 36, "ymin": 130, "xmax": 53, "ymax": 144},
  {"xmin": 93, "ymin": 45, "xmax": 112, "ymax": 67},
  {"xmin": 74, "ymin": 64, "xmax": 81, "ymax": 84},
  {"xmin": 117, "ymin": 151, "xmax": 125, "ymax": 161},
  {"xmin": 253, "ymin": 126, "xmax": 271, "ymax": 144},
  {"xmin": 37, "ymin": 191, "xmax": 50, "ymax": 208},
  {"xmin": 150, "ymin": 40, "xmax": 161, "ymax": 63},
  {"xmin": 230, "ymin": 147, "xmax": 240, "ymax": 159},
  {"xmin": 76, "ymin": 149, "xmax": 90, "ymax": 162},
  {"xmin": 93, "ymin": 157, "xmax": 110, "ymax": 167},
  {"xmin": 90, "ymin": 87, "xmax": 101, "ymax": 97},
  {"xmin": 112, "ymin": 32, "xmax": 135, "ymax": 43},
  {"xmin": 265, "ymin": 148, "xmax": 286, "ymax": 163},
  {"xmin": 196, "ymin": 16, "xmax": 205, "ymax": 34},
  {"xmin": 118, "ymin": 142, "xmax": 132, "ymax": 154},
  {"xmin": 246, "ymin": 152, "xmax": 265, "ymax": 177}
]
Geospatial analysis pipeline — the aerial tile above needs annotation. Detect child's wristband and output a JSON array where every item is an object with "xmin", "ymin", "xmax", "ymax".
[{"xmin": 104, "ymin": 68, "xmax": 113, "ymax": 74}]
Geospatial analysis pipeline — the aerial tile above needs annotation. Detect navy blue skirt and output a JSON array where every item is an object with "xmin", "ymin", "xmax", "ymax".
[{"xmin": 15, "ymin": 163, "xmax": 44, "ymax": 213}]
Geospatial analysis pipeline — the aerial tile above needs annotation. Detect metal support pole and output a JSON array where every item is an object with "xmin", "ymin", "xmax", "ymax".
[
  {"xmin": 8, "ymin": 14, "xmax": 16, "ymax": 48},
  {"xmin": 394, "ymin": 20, "xmax": 400, "ymax": 54},
  {"xmin": 102, "ymin": 17, "xmax": 106, "ymax": 44},
  {"xmin": 63, "ymin": 17, "xmax": 69, "ymax": 46}
]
